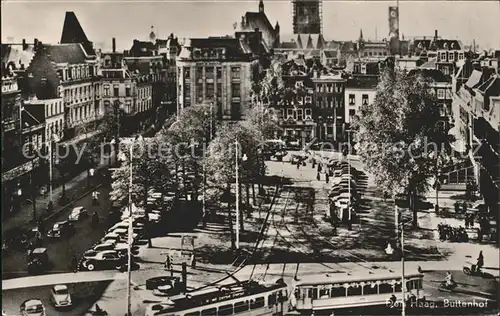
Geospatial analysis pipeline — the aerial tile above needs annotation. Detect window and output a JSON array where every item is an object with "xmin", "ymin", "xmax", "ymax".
[
  {"xmin": 287, "ymin": 108, "xmax": 293, "ymax": 119},
  {"xmin": 231, "ymin": 83, "xmax": 240, "ymax": 97},
  {"xmin": 318, "ymin": 287, "xmax": 329, "ymax": 298},
  {"xmin": 250, "ymin": 297, "xmax": 265, "ymax": 309},
  {"xmin": 125, "ymin": 100, "xmax": 132, "ymax": 112},
  {"xmin": 305, "ymin": 96, "xmax": 312, "ymax": 104},
  {"xmin": 196, "ymin": 82, "xmax": 203, "ymax": 101},
  {"xmin": 440, "ymin": 52, "xmax": 446, "ymax": 60},
  {"xmin": 317, "ymin": 97, "xmax": 323, "ymax": 107},
  {"xmin": 305, "ymin": 108, "xmax": 312, "ymax": 119},
  {"xmin": 114, "ymin": 86, "xmax": 119, "ymax": 97},
  {"xmin": 184, "ymin": 67, "xmax": 190, "ymax": 79},
  {"xmin": 349, "ymin": 94, "xmax": 355, "ymax": 105},
  {"xmin": 234, "ymin": 301, "xmax": 249, "ymax": 313},
  {"xmin": 103, "ymin": 85, "xmax": 110, "ymax": 96},
  {"xmin": 206, "ymin": 67, "xmax": 214, "ymax": 79},
  {"xmin": 437, "ymin": 89, "xmax": 445, "ymax": 99},
  {"xmin": 231, "ymin": 67, "xmax": 240, "ymax": 79},
  {"xmin": 378, "ymin": 283, "xmax": 393, "ymax": 294},
  {"xmin": 218, "ymin": 304, "xmax": 233, "ymax": 316},
  {"xmin": 297, "ymin": 109, "xmax": 303, "ymax": 121},
  {"xmin": 363, "ymin": 283, "xmax": 378, "ymax": 295},
  {"xmin": 196, "ymin": 67, "xmax": 204, "ymax": 81},
  {"xmin": 125, "ymin": 86, "xmax": 131, "ymax": 97},
  {"xmin": 327, "ymin": 126, "xmax": 333, "ymax": 134},
  {"xmin": 184, "ymin": 312, "xmax": 200, "ymax": 316},
  {"xmin": 216, "ymin": 67, "xmax": 222, "ymax": 79},
  {"xmin": 201, "ymin": 308, "xmax": 216, "ymax": 316},
  {"xmin": 206, "ymin": 83, "xmax": 214, "ymax": 98},
  {"xmin": 295, "ymin": 81, "xmax": 303, "ymax": 88},
  {"xmin": 362, "ymin": 94, "xmax": 369, "ymax": 105},
  {"xmin": 347, "ymin": 284, "xmax": 362, "ymax": 296},
  {"xmin": 349, "ymin": 109, "xmax": 356, "ymax": 117}
]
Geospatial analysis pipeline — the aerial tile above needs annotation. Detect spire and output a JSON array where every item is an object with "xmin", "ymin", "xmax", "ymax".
[
  {"xmin": 275, "ymin": 21, "xmax": 280, "ymax": 30},
  {"xmin": 359, "ymin": 29, "xmax": 364, "ymax": 41},
  {"xmin": 259, "ymin": 0, "xmax": 264, "ymax": 13},
  {"xmin": 60, "ymin": 11, "xmax": 95, "ymax": 55},
  {"xmin": 149, "ymin": 25, "xmax": 156, "ymax": 42}
]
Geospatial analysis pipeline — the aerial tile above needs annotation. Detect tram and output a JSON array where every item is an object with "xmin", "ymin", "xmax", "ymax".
[
  {"xmin": 290, "ymin": 270, "xmax": 424, "ymax": 314},
  {"xmin": 145, "ymin": 279, "xmax": 289, "ymax": 316}
]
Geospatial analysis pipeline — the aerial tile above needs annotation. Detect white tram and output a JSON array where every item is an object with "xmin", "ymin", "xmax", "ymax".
[
  {"xmin": 145, "ymin": 279, "xmax": 289, "ymax": 316},
  {"xmin": 290, "ymin": 271, "xmax": 424, "ymax": 313}
]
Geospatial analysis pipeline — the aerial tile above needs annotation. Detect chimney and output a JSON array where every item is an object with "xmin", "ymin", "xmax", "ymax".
[
  {"xmin": 434, "ymin": 30, "xmax": 438, "ymax": 39},
  {"xmin": 34, "ymin": 38, "xmax": 39, "ymax": 47},
  {"xmin": 112, "ymin": 38, "xmax": 116, "ymax": 53},
  {"xmin": 22, "ymin": 39, "xmax": 27, "ymax": 50}
]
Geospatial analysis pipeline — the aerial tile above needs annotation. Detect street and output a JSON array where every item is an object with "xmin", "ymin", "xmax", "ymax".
[{"xmin": 2, "ymin": 185, "xmax": 112, "ymax": 279}]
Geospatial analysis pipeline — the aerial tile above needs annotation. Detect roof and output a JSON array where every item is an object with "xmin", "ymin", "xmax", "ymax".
[
  {"xmin": 244, "ymin": 12, "xmax": 275, "ymax": 35},
  {"xmin": 323, "ymin": 50, "xmax": 338, "ymax": 58},
  {"xmin": 477, "ymin": 75, "xmax": 500, "ymax": 96},
  {"xmin": 129, "ymin": 40, "xmax": 156, "ymax": 57},
  {"xmin": 293, "ymin": 34, "xmax": 325, "ymax": 50},
  {"xmin": 414, "ymin": 39, "xmax": 432, "ymax": 50},
  {"xmin": 431, "ymin": 39, "xmax": 462, "ymax": 51},
  {"xmin": 341, "ymin": 41, "xmax": 357, "ymax": 52},
  {"xmin": 1, "ymin": 44, "xmax": 35, "ymax": 70},
  {"xmin": 296, "ymin": 271, "xmax": 423, "ymax": 286},
  {"xmin": 279, "ymin": 41, "xmax": 298, "ymax": 49},
  {"xmin": 346, "ymin": 75, "xmax": 379, "ymax": 90},
  {"xmin": 180, "ymin": 38, "xmax": 254, "ymax": 61},
  {"xmin": 465, "ymin": 70, "xmax": 483, "ymax": 89},
  {"xmin": 409, "ymin": 68, "xmax": 450, "ymax": 83},
  {"xmin": 42, "ymin": 43, "xmax": 89, "ymax": 65},
  {"xmin": 60, "ymin": 12, "xmax": 95, "ymax": 56},
  {"xmin": 419, "ymin": 58, "xmax": 437, "ymax": 69}
]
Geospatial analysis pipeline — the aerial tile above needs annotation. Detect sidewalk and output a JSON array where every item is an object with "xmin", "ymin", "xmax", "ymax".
[{"xmin": 3, "ymin": 163, "xmax": 108, "ymax": 232}]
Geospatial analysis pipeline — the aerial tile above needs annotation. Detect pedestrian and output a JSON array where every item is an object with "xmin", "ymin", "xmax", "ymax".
[
  {"xmin": 71, "ymin": 255, "xmax": 78, "ymax": 273},
  {"xmin": 318, "ymin": 164, "xmax": 322, "ymax": 173},
  {"xmin": 476, "ymin": 250, "xmax": 484, "ymax": 272},
  {"xmin": 190, "ymin": 253, "xmax": 196, "ymax": 269},
  {"xmin": 316, "ymin": 172, "xmax": 320, "ymax": 181},
  {"xmin": 470, "ymin": 213, "xmax": 475, "ymax": 227},
  {"xmin": 296, "ymin": 160, "xmax": 300, "ymax": 170},
  {"xmin": 325, "ymin": 173, "xmax": 330, "ymax": 183},
  {"xmin": 465, "ymin": 214, "xmax": 470, "ymax": 229}
]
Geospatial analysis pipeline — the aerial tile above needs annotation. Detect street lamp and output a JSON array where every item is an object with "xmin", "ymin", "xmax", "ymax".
[
  {"xmin": 235, "ymin": 140, "xmax": 248, "ymax": 250},
  {"xmin": 386, "ymin": 203, "xmax": 406, "ymax": 316},
  {"xmin": 48, "ymin": 134, "xmax": 60, "ymax": 203},
  {"xmin": 345, "ymin": 129, "xmax": 353, "ymax": 228}
]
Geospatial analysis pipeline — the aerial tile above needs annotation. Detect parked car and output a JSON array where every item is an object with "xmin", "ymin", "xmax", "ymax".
[
  {"xmin": 50, "ymin": 284, "xmax": 72, "ymax": 308},
  {"xmin": 82, "ymin": 250, "xmax": 125, "ymax": 271},
  {"xmin": 93, "ymin": 241, "xmax": 116, "ymax": 252},
  {"xmin": 27, "ymin": 248, "xmax": 49, "ymax": 275},
  {"xmin": 20, "ymin": 299, "xmax": 46, "ymax": 316},
  {"xmin": 47, "ymin": 221, "xmax": 75, "ymax": 238},
  {"xmin": 68, "ymin": 207, "xmax": 88, "ymax": 221}
]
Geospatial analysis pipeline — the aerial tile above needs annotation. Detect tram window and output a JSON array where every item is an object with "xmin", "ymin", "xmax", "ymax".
[
  {"xmin": 319, "ymin": 288, "xmax": 329, "ymax": 298},
  {"xmin": 406, "ymin": 280, "xmax": 415, "ymax": 291},
  {"xmin": 201, "ymin": 308, "xmax": 216, "ymax": 316},
  {"xmin": 417, "ymin": 279, "xmax": 423, "ymax": 289},
  {"xmin": 363, "ymin": 284, "xmax": 378, "ymax": 295},
  {"xmin": 217, "ymin": 304, "xmax": 233, "ymax": 316},
  {"xmin": 234, "ymin": 300, "xmax": 249, "ymax": 313},
  {"xmin": 185, "ymin": 312, "xmax": 200, "ymax": 316},
  {"xmin": 347, "ymin": 285, "xmax": 362, "ymax": 296},
  {"xmin": 378, "ymin": 283, "xmax": 393, "ymax": 294},
  {"xmin": 311, "ymin": 288, "xmax": 318, "ymax": 299},
  {"xmin": 330, "ymin": 287, "xmax": 346, "ymax": 298},
  {"xmin": 395, "ymin": 282, "xmax": 402, "ymax": 293},
  {"xmin": 250, "ymin": 297, "xmax": 265, "ymax": 309},
  {"xmin": 268, "ymin": 293, "xmax": 277, "ymax": 306}
]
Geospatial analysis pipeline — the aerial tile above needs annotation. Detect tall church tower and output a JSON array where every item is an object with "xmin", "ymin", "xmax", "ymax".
[{"xmin": 292, "ymin": 0, "xmax": 322, "ymax": 34}]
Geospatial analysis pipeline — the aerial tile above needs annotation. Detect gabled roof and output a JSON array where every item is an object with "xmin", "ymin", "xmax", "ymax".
[
  {"xmin": 60, "ymin": 11, "xmax": 95, "ymax": 56},
  {"xmin": 1, "ymin": 44, "xmax": 35, "ymax": 70},
  {"xmin": 341, "ymin": 41, "xmax": 357, "ymax": 52},
  {"xmin": 414, "ymin": 39, "xmax": 432, "ymax": 50},
  {"xmin": 244, "ymin": 12, "xmax": 275, "ymax": 36},
  {"xmin": 431, "ymin": 39, "xmax": 462, "ymax": 51},
  {"xmin": 129, "ymin": 40, "xmax": 156, "ymax": 57},
  {"xmin": 42, "ymin": 43, "xmax": 89, "ymax": 65},
  {"xmin": 409, "ymin": 68, "xmax": 450, "ymax": 83},
  {"xmin": 326, "ymin": 41, "xmax": 342, "ymax": 50}
]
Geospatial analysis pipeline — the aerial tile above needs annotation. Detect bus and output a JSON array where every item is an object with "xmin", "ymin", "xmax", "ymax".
[
  {"xmin": 145, "ymin": 279, "xmax": 289, "ymax": 316},
  {"xmin": 290, "ymin": 270, "xmax": 424, "ymax": 314}
]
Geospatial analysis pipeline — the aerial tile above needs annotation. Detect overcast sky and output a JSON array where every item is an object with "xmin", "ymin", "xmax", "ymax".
[{"xmin": 2, "ymin": 0, "xmax": 500, "ymax": 51}]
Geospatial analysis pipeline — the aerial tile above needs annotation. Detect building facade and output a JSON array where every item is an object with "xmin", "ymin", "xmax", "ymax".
[
  {"xmin": 176, "ymin": 34, "xmax": 262, "ymax": 120},
  {"xmin": 344, "ymin": 75, "xmax": 378, "ymax": 126},
  {"xmin": 312, "ymin": 72, "xmax": 346, "ymax": 142}
]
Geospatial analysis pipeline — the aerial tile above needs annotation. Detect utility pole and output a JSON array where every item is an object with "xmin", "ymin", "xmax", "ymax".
[
  {"xmin": 126, "ymin": 140, "xmax": 134, "ymax": 316},
  {"xmin": 401, "ymin": 219, "xmax": 405, "ymax": 316},
  {"xmin": 235, "ymin": 140, "xmax": 240, "ymax": 250}
]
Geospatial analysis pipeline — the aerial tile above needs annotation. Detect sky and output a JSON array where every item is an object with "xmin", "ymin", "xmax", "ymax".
[{"xmin": 2, "ymin": 0, "xmax": 500, "ymax": 51}]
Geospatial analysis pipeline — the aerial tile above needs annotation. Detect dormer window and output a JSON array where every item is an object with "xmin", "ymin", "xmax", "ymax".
[{"xmin": 440, "ymin": 52, "xmax": 446, "ymax": 61}]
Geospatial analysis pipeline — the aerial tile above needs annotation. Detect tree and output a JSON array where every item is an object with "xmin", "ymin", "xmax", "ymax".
[
  {"xmin": 204, "ymin": 123, "xmax": 262, "ymax": 246},
  {"xmin": 110, "ymin": 137, "xmax": 170, "ymax": 247},
  {"xmin": 354, "ymin": 68, "xmax": 455, "ymax": 227}
]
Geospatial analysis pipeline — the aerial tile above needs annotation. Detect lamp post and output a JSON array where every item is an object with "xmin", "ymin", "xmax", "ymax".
[
  {"xmin": 386, "ymin": 201, "xmax": 405, "ymax": 316},
  {"xmin": 235, "ymin": 140, "xmax": 248, "ymax": 250},
  {"xmin": 346, "ymin": 129, "xmax": 352, "ymax": 227},
  {"xmin": 48, "ymin": 134, "xmax": 60, "ymax": 203}
]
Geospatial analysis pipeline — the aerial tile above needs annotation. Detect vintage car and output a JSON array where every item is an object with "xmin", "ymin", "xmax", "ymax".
[
  {"xmin": 27, "ymin": 248, "xmax": 49, "ymax": 275},
  {"xmin": 68, "ymin": 206, "xmax": 88, "ymax": 221},
  {"xmin": 47, "ymin": 221, "xmax": 75, "ymax": 238},
  {"xmin": 20, "ymin": 299, "xmax": 46, "ymax": 316},
  {"xmin": 50, "ymin": 284, "xmax": 72, "ymax": 308}
]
